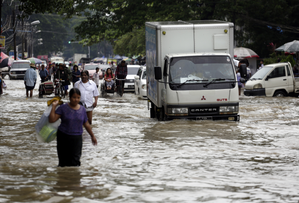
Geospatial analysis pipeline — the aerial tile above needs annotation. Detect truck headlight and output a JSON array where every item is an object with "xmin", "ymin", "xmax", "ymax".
[
  {"xmin": 10, "ymin": 71, "xmax": 16, "ymax": 74},
  {"xmin": 253, "ymin": 83, "xmax": 262, "ymax": 89},
  {"xmin": 167, "ymin": 108, "xmax": 188, "ymax": 116},
  {"xmin": 219, "ymin": 106, "xmax": 239, "ymax": 114}
]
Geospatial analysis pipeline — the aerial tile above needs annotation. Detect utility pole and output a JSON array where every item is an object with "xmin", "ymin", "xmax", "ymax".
[
  {"xmin": 13, "ymin": 9, "xmax": 17, "ymax": 60},
  {"xmin": 0, "ymin": 0, "xmax": 2, "ymax": 58},
  {"xmin": 22, "ymin": 18, "xmax": 24, "ymax": 59}
]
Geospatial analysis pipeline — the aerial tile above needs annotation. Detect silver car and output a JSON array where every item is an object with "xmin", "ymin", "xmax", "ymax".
[{"xmin": 9, "ymin": 60, "xmax": 31, "ymax": 79}]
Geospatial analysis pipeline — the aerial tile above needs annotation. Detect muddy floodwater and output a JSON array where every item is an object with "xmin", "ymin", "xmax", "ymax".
[{"xmin": 1, "ymin": 75, "xmax": 299, "ymax": 203}]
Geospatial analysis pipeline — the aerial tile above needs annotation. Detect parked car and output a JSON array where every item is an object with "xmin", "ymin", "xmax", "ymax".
[
  {"xmin": 9, "ymin": 60, "xmax": 31, "ymax": 79},
  {"xmin": 84, "ymin": 63, "xmax": 103, "ymax": 80},
  {"xmin": 124, "ymin": 65, "xmax": 141, "ymax": 92},
  {"xmin": 244, "ymin": 62, "xmax": 298, "ymax": 97},
  {"xmin": 1, "ymin": 66, "xmax": 11, "ymax": 79},
  {"xmin": 134, "ymin": 66, "xmax": 147, "ymax": 98}
]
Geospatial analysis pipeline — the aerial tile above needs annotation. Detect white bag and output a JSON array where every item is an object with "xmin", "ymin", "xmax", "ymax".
[
  {"xmin": 35, "ymin": 105, "xmax": 60, "ymax": 143},
  {"xmin": 2, "ymin": 81, "xmax": 6, "ymax": 89}
]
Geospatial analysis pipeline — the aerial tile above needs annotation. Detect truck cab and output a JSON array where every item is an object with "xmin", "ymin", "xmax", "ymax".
[
  {"xmin": 146, "ymin": 20, "xmax": 239, "ymax": 121},
  {"xmin": 152, "ymin": 53, "xmax": 239, "ymax": 121},
  {"xmin": 244, "ymin": 62, "xmax": 299, "ymax": 97}
]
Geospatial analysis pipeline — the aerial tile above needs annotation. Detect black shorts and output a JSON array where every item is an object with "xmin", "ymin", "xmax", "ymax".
[{"xmin": 25, "ymin": 83, "xmax": 36, "ymax": 90}]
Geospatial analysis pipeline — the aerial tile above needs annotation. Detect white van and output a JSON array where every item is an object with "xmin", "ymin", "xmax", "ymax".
[
  {"xmin": 124, "ymin": 65, "xmax": 141, "ymax": 92},
  {"xmin": 9, "ymin": 60, "xmax": 31, "ymax": 79},
  {"xmin": 134, "ymin": 66, "xmax": 147, "ymax": 98},
  {"xmin": 244, "ymin": 62, "xmax": 299, "ymax": 97}
]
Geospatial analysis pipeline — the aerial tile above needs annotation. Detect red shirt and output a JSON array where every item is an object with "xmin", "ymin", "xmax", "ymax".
[{"xmin": 105, "ymin": 73, "xmax": 114, "ymax": 79}]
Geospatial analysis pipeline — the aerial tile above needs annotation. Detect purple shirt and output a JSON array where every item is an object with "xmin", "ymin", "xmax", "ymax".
[{"xmin": 55, "ymin": 103, "xmax": 88, "ymax": 135}]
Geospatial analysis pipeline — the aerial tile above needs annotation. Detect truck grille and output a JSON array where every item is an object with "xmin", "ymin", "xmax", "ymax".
[
  {"xmin": 189, "ymin": 107, "xmax": 219, "ymax": 115},
  {"xmin": 16, "ymin": 71, "xmax": 26, "ymax": 74}
]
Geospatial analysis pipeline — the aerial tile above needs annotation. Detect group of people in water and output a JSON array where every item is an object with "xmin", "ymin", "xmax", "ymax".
[
  {"xmin": 48, "ymin": 60, "xmax": 127, "ymax": 167},
  {"xmin": 3, "ymin": 60, "xmax": 130, "ymax": 167}
]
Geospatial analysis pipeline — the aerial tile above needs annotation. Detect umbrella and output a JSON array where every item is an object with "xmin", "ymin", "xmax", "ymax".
[
  {"xmin": 234, "ymin": 47, "xmax": 259, "ymax": 58},
  {"xmin": 0, "ymin": 53, "xmax": 13, "ymax": 68},
  {"xmin": 92, "ymin": 57, "xmax": 103, "ymax": 62},
  {"xmin": 27, "ymin": 57, "xmax": 42, "ymax": 64},
  {"xmin": 0, "ymin": 58, "xmax": 13, "ymax": 68},
  {"xmin": 123, "ymin": 57, "xmax": 132, "ymax": 62},
  {"xmin": 113, "ymin": 55, "xmax": 122, "ymax": 60},
  {"xmin": 0, "ymin": 52, "xmax": 9, "ymax": 63},
  {"xmin": 275, "ymin": 40, "xmax": 299, "ymax": 52}
]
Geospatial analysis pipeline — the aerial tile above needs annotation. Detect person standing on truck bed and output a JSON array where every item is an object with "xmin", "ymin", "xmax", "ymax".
[{"xmin": 115, "ymin": 60, "xmax": 127, "ymax": 92}]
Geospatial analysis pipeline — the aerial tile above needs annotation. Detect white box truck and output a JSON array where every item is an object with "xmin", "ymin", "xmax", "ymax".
[
  {"xmin": 244, "ymin": 62, "xmax": 299, "ymax": 97},
  {"xmin": 146, "ymin": 20, "xmax": 240, "ymax": 121},
  {"xmin": 73, "ymin": 53, "xmax": 87, "ymax": 65}
]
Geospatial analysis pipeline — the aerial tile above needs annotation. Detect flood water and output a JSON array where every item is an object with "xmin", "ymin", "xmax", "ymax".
[{"xmin": 1, "ymin": 74, "xmax": 299, "ymax": 202}]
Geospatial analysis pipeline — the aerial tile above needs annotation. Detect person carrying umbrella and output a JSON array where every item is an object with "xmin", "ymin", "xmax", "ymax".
[{"xmin": 24, "ymin": 64, "xmax": 37, "ymax": 98}]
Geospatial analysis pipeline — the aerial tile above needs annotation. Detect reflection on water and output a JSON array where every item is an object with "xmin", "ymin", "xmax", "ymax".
[{"xmin": 1, "ymin": 77, "xmax": 299, "ymax": 202}]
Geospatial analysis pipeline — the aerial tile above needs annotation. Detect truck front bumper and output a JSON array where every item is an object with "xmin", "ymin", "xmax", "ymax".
[
  {"xmin": 244, "ymin": 88, "xmax": 265, "ymax": 96},
  {"xmin": 165, "ymin": 103, "xmax": 240, "ymax": 121},
  {"xmin": 167, "ymin": 114, "xmax": 240, "ymax": 121}
]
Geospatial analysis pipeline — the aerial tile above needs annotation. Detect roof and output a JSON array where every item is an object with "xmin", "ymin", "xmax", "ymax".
[{"xmin": 12, "ymin": 60, "xmax": 30, "ymax": 63}]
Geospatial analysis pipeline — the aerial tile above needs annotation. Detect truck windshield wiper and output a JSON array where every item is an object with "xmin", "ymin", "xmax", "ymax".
[
  {"xmin": 203, "ymin": 78, "xmax": 234, "ymax": 87},
  {"xmin": 177, "ymin": 79, "xmax": 208, "ymax": 88}
]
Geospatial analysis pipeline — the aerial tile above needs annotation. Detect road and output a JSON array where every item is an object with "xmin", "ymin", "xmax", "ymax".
[{"xmin": 1, "ymin": 75, "xmax": 299, "ymax": 202}]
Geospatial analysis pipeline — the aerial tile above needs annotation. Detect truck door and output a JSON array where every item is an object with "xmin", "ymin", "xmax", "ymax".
[
  {"xmin": 264, "ymin": 65, "xmax": 288, "ymax": 96},
  {"xmin": 285, "ymin": 64, "xmax": 294, "ymax": 93},
  {"xmin": 161, "ymin": 59, "xmax": 169, "ymax": 105}
]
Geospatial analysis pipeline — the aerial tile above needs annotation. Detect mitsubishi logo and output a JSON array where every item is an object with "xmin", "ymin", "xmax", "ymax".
[{"xmin": 201, "ymin": 96, "xmax": 206, "ymax": 100}]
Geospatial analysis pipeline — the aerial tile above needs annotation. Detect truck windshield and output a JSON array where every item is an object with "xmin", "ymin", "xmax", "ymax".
[
  {"xmin": 169, "ymin": 56, "xmax": 235, "ymax": 84},
  {"xmin": 250, "ymin": 66, "xmax": 273, "ymax": 80}
]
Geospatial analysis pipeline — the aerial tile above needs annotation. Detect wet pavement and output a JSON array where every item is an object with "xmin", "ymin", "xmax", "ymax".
[{"xmin": 1, "ymin": 74, "xmax": 299, "ymax": 202}]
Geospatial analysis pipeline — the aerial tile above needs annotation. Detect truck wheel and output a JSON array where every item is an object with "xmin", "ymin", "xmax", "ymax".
[
  {"xmin": 150, "ymin": 107, "xmax": 155, "ymax": 118},
  {"xmin": 158, "ymin": 107, "xmax": 168, "ymax": 121},
  {"xmin": 273, "ymin": 91, "xmax": 287, "ymax": 97},
  {"xmin": 157, "ymin": 109, "xmax": 164, "ymax": 121}
]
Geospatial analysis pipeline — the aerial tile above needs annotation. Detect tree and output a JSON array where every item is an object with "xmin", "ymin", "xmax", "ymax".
[{"xmin": 17, "ymin": 0, "xmax": 299, "ymax": 58}]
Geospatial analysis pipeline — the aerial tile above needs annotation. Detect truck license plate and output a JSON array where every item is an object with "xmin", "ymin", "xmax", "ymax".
[
  {"xmin": 128, "ymin": 85, "xmax": 134, "ymax": 88},
  {"xmin": 196, "ymin": 116, "xmax": 212, "ymax": 120}
]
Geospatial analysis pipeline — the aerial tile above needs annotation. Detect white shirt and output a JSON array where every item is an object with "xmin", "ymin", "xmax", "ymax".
[
  {"xmin": 233, "ymin": 59, "xmax": 239, "ymax": 67},
  {"xmin": 24, "ymin": 68, "xmax": 37, "ymax": 86},
  {"xmin": 74, "ymin": 80, "xmax": 99, "ymax": 107},
  {"xmin": 93, "ymin": 72, "xmax": 100, "ymax": 85},
  {"xmin": 246, "ymin": 67, "xmax": 251, "ymax": 74}
]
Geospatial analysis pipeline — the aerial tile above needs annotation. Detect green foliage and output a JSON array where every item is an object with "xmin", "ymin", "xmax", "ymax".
[
  {"xmin": 114, "ymin": 28, "xmax": 145, "ymax": 56},
  {"xmin": 264, "ymin": 52, "xmax": 295, "ymax": 66},
  {"xmin": 15, "ymin": 0, "xmax": 299, "ymax": 58}
]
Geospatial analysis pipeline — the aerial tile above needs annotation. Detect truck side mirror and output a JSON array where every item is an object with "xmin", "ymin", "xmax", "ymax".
[{"xmin": 154, "ymin": 66, "xmax": 162, "ymax": 80}]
